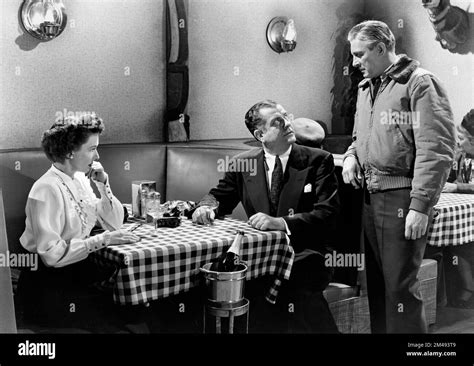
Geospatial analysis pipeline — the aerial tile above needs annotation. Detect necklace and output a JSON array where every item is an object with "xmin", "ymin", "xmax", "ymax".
[{"xmin": 53, "ymin": 170, "xmax": 92, "ymax": 236}]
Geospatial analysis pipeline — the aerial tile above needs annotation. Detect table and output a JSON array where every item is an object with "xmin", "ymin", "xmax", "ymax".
[
  {"xmin": 91, "ymin": 215, "xmax": 294, "ymax": 306},
  {"xmin": 427, "ymin": 193, "xmax": 474, "ymax": 247}
]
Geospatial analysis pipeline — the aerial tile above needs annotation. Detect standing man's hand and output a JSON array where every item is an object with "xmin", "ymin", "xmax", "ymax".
[
  {"xmin": 342, "ymin": 155, "xmax": 363, "ymax": 189},
  {"xmin": 405, "ymin": 210, "xmax": 429, "ymax": 240}
]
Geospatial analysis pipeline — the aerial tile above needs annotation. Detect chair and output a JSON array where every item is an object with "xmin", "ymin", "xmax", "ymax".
[
  {"xmin": 324, "ymin": 258, "xmax": 437, "ymax": 333},
  {"xmin": 323, "ymin": 282, "xmax": 370, "ymax": 333},
  {"xmin": 418, "ymin": 258, "xmax": 438, "ymax": 326}
]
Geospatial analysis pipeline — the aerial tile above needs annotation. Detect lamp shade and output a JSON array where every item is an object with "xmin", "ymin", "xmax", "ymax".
[
  {"xmin": 20, "ymin": 0, "xmax": 67, "ymax": 41},
  {"xmin": 266, "ymin": 16, "xmax": 297, "ymax": 53}
]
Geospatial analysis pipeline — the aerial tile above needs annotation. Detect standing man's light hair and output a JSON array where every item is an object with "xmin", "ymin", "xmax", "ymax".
[{"xmin": 348, "ymin": 20, "xmax": 396, "ymax": 52}]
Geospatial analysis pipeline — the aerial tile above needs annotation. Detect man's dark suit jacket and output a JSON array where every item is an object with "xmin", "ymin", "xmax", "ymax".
[{"xmin": 201, "ymin": 143, "xmax": 340, "ymax": 254}]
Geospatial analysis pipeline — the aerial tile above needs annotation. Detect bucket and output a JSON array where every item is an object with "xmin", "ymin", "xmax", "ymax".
[{"xmin": 200, "ymin": 262, "xmax": 247, "ymax": 305}]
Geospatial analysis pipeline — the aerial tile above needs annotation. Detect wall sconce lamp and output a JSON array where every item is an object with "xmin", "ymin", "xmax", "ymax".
[
  {"xmin": 266, "ymin": 17, "xmax": 297, "ymax": 53},
  {"xmin": 421, "ymin": 0, "xmax": 469, "ymax": 51},
  {"xmin": 20, "ymin": 0, "xmax": 67, "ymax": 41}
]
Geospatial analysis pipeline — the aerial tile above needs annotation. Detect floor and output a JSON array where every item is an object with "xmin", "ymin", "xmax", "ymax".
[
  {"xmin": 16, "ymin": 297, "xmax": 474, "ymax": 334},
  {"xmin": 13, "ymin": 268, "xmax": 474, "ymax": 334},
  {"xmin": 430, "ymin": 305, "xmax": 474, "ymax": 333}
]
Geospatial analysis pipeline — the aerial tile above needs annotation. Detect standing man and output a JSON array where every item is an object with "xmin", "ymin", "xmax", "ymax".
[
  {"xmin": 342, "ymin": 20, "xmax": 455, "ymax": 333},
  {"xmin": 193, "ymin": 100, "xmax": 340, "ymax": 333}
]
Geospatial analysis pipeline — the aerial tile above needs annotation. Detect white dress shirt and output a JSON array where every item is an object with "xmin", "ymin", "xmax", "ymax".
[
  {"xmin": 263, "ymin": 145, "xmax": 292, "ymax": 190},
  {"xmin": 263, "ymin": 145, "xmax": 292, "ymax": 235},
  {"xmin": 20, "ymin": 165, "xmax": 123, "ymax": 268}
]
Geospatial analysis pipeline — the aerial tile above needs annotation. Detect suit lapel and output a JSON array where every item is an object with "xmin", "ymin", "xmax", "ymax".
[
  {"xmin": 243, "ymin": 150, "xmax": 271, "ymax": 214},
  {"xmin": 277, "ymin": 145, "xmax": 310, "ymax": 216}
]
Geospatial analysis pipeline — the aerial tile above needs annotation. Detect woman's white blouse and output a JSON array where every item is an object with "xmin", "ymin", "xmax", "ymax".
[{"xmin": 20, "ymin": 165, "xmax": 124, "ymax": 267}]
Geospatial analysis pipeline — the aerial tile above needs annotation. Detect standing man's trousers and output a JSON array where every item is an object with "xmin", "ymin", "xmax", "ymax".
[{"xmin": 363, "ymin": 187, "xmax": 430, "ymax": 333}]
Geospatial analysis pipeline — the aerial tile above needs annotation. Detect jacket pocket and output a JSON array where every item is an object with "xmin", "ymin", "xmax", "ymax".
[{"xmin": 371, "ymin": 110, "xmax": 414, "ymax": 174}]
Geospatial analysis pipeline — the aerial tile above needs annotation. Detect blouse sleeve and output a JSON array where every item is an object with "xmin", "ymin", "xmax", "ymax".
[
  {"xmin": 26, "ymin": 182, "xmax": 109, "ymax": 268},
  {"xmin": 90, "ymin": 177, "xmax": 124, "ymax": 230}
]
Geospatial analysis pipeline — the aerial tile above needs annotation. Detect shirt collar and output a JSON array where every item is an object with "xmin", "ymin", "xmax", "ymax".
[
  {"xmin": 50, "ymin": 164, "xmax": 74, "ymax": 182},
  {"xmin": 50, "ymin": 164, "xmax": 84, "ymax": 185},
  {"xmin": 263, "ymin": 144, "xmax": 292, "ymax": 160}
]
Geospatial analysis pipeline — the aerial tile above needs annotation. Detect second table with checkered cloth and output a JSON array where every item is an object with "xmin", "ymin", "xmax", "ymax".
[
  {"xmin": 427, "ymin": 193, "xmax": 474, "ymax": 247},
  {"xmin": 91, "ymin": 216, "xmax": 294, "ymax": 306}
]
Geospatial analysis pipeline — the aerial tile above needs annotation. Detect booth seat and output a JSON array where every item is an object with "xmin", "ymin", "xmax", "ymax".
[
  {"xmin": 166, "ymin": 143, "xmax": 249, "ymax": 221},
  {"xmin": 0, "ymin": 139, "xmax": 371, "ymax": 333}
]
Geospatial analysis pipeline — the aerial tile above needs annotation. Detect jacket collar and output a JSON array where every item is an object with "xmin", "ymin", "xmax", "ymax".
[{"xmin": 358, "ymin": 54, "xmax": 420, "ymax": 88}]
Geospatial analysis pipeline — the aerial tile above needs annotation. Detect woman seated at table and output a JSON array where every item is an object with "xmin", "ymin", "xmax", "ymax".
[
  {"xmin": 17, "ymin": 112, "xmax": 139, "ymax": 328},
  {"xmin": 437, "ymin": 109, "xmax": 474, "ymax": 308}
]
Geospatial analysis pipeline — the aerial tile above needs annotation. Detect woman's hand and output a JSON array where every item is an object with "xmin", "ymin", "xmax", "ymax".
[
  {"xmin": 88, "ymin": 161, "xmax": 108, "ymax": 184},
  {"xmin": 108, "ymin": 229, "xmax": 140, "ymax": 245}
]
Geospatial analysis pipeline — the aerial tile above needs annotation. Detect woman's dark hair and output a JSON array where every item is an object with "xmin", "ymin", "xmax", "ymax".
[
  {"xmin": 41, "ymin": 113, "xmax": 104, "ymax": 163},
  {"xmin": 461, "ymin": 109, "xmax": 474, "ymax": 137}
]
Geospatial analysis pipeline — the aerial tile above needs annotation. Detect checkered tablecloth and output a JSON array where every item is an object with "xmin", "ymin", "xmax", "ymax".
[
  {"xmin": 427, "ymin": 193, "xmax": 474, "ymax": 247},
  {"xmin": 91, "ymin": 215, "xmax": 294, "ymax": 306}
]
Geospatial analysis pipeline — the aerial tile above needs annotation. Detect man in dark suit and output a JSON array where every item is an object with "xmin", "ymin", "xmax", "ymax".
[{"xmin": 193, "ymin": 100, "xmax": 340, "ymax": 333}]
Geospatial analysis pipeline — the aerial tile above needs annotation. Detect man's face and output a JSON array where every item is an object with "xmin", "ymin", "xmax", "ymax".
[
  {"xmin": 256, "ymin": 104, "xmax": 296, "ymax": 150},
  {"xmin": 350, "ymin": 38, "xmax": 384, "ymax": 79}
]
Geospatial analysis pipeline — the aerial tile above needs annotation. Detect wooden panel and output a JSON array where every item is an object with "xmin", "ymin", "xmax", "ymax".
[{"xmin": 0, "ymin": 189, "xmax": 17, "ymax": 332}]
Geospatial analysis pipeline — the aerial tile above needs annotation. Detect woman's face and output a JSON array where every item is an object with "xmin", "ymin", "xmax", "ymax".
[
  {"xmin": 70, "ymin": 133, "xmax": 100, "ymax": 174},
  {"xmin": 457, "ymin": 125, "xmax": 474, "ymax": 156}
]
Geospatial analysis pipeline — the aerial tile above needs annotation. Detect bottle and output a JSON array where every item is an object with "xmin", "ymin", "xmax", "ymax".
[{"xmin": 210, "ymin": 230, "xmax": 245, "ymax": 272}]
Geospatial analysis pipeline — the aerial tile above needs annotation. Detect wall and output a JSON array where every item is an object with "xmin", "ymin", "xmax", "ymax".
[
  {"xmin": 3, "ymin": 0, "xmax": 467, "ymax": 148},
  {"xmin": 363, "ymin": 0, "xmax": 473, "ymax": 126},
  {"xmin": 187, "ymin": 0, "xmax": 364, "ymax": 139},
  {"xmin": 0, "ymin": 0, "xmax": 166, "ymax": 150}
]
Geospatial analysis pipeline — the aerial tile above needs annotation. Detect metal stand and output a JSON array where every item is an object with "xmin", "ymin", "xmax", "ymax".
[{"xmin": 203, "ymin": 298, "xmax": 250, "ymax": 334}]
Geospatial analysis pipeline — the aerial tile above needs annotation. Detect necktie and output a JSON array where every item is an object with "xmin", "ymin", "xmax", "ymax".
[{"xmin": 270, "ymin": 156, "xmax": 284, "ymax": 216}]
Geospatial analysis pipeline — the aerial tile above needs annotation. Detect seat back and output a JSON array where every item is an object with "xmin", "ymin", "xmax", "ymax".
[
  {"xmin": 97, "ymin": 143, "xmax": 167, "ymax": 203},
  {"xmin": 0, "ymin": 149, "xmax": 51, "ymax": 253},
  {"xmin": 166, "ymin": 144, "xmax": 249, "ymax": 220},
  {"xmin": 0, "ymin": 189, "xmax": 17, "ymax": 333}
]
